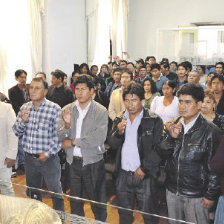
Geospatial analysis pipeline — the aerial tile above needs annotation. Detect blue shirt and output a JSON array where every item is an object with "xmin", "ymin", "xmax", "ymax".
[
  {"xmin": 152, "ymin": 75, "xmax": 168, "ymax": 95},
  {"xmin": 13, "ymin": 98, "xmax": 61, "ymax": 157},
  {"xmin": 121, "ymin": 109, "xmax": 143, "ymax": 172}
]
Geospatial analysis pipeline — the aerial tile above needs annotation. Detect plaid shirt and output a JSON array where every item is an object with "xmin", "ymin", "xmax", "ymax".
[{"xmin": 13, "ymin": 98, "xmax": 61, "ymax": 157}]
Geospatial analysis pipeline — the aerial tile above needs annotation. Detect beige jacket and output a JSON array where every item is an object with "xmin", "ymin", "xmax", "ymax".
[
  {"xmin": 108, "ymin": 88, "xmax": 125, "ymax": 121},
  {"xmin": 0, "ymin": 102, "xmax": 18, "ymax": 168}
]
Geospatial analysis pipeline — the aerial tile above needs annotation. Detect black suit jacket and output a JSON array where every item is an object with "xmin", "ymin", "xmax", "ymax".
[{"xmin": 8, "ymin": 85, "xmax": 29, "ymax": 115}]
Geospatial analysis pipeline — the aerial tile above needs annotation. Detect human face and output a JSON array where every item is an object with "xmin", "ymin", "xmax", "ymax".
[
  {"xmin": 188, "ymin": 72, "xmax": 200, "ymax": 84},
  {"xmin": 120, "ymin": 62, "xmax": 127, "ymax": 70},
  {"xmin": 81, "ymin": 66, "xmax": 88, "ymax": 74},
  {"xmin": 201, "ymin": 96, "xmax": 215, "ymax": 114},
  {"xmin": 177, "ymin": 66, "xmax": 187, "ymax": 78},
  {"xmin": 148, "ymin": 58, "xmax": 156, "ymax": 65},
  {"xmin": 211, "ymin": 78, "xmax": 224, "ymax": 94},
  {"xmin": 196, "ymin": 66, "xmax": 204, "ymax": 75},
  {"xmin": 146, "ymin": 64, "xmax": 151, "ymax": 73},
  {"xmin": 136, "ymin": 62, "xmax": 143, "ymax": 70},
  {"xmin": 113, "ymin": 71, "xmax": 121, "ymax": 83},
  {"xmin": 121, "ymin": 72, "xmax": 131, "ymax": 88},
  {"xmin": 51, "ymin": 75, "xmax": 61, "ymax": 86},
  {"xmin": 162, "ymin": 84, "xmax": 175, "ymax": 98},
  {"xmin": 151, "ymin": 68, "xmax": 161, "ymax": 79},
  {"xmin": 207, "ymin": 73, "xmax": 214, "ymax": 86},
  {"xmin": 215, "ymin": 64, "xmax": 223, "ymax": 75},
  {"xmin": 16, "ymin": 73, "xmax": 27, "ymax": 86},
  {"xmin": 72, "ymin": 73, "xmax": 80, "ymax": 83},
  {"xmin": 36, "ymin": 73, "xmax": 46, "ymax": 81},
  {"xmin": 178, "ymin": 94, "xmax": 201, "ymax": 124},
  {"xmin": 124, "ymin": 94, "xmax": 143, "ymax": 116},
  {"xmin": 127, "ymin": 64, "xmax": 134, "ymax": 72},
  {"xmin": 75, "ymin": 83, "xmax": 93, "ymax": 105},
  {"xmin": 29, "ymin": 81, "xmax": 47, "ymax": 104},
  {"xmin": 143, "ymin": 80, "xmax": 151, "ymax": 93},
  {"xmin": 139, "ymin": 68, "xmax": 147, "ymax": 78},
  {"xmin": 63, "ymin": 76, "xmax": 67, "ymax": 86},
  {"xmin": 160, "ymin": 65, "xmax": 168, "ymax": 76},
  {"xmin": 170, "ymin": 63, "xmax": 177, "ymax": 72},
  {"xmin": 91, "ymin": 66, "xmax": 98, "ymax": 76}
]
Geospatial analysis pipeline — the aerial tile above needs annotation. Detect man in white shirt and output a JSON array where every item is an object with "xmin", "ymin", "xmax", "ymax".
[
  {"xmin": 109, "ymin": 83, "xmax": 163, "ymax": 224},
  {"xmin": 58, "ymin": 75, "xmax": 108, "ymax": 221},
  {"xmin": 0, "ymin": 102, "xmax": 18, "ymax": 196}
]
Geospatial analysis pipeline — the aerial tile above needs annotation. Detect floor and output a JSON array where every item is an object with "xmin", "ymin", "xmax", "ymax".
[{"xmin": 11, "ymin": 171, "xmax": 169, "ymax": 224}]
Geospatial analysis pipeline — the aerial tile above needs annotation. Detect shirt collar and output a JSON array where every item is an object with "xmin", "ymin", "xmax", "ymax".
[
  {"xmin": 182, "ymin": 113, "xmax": 200, "ymax": 134},
  {"xmin": 152, "ymin": 74, "xmax": 162, "ymax": 81},
  {"xmin": 75, "ymin": 100, "xmax": 91, "ymax": 113},
  {"xmin": 123, "ymin": 108, "xmax": 144, "ymax": 121},
  {"xmin": 31, "ymin": 98, "xmax": 47, "ymax": 110}
]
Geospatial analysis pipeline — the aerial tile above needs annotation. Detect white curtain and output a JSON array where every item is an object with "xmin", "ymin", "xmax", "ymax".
[
  {"xmin": 29, "ymin": 0, "xmax": 45, "ymax": 75},
  {"xmin": 111, "ymin": 0, "xmax": 129, "ymax": 58},
  {"xmin": 0, "ymin": 0, "xmax": 44, "ymax": 95},
  {"xmin": 86, "ymin": 0, "xmax": 128, "ymax": 67}
]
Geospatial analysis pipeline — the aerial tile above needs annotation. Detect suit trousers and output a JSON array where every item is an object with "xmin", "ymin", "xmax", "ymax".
[
  {"xmin": 69, "ymin": 158, "xmax": 107, "ymax": 222},
  {"xmin": 116, "ymin": 169, "xmax": 158, "ymax": 224}
]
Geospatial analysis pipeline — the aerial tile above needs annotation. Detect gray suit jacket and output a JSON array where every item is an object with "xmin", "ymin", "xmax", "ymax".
[{"xmin": 58, "ymin": 100, "xmax": 108, "ymax": 166}]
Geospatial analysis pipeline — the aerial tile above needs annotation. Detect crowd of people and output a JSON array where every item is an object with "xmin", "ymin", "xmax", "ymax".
[{"xmin": 1, "ymin": 55, "xmax": 224, "ymax": 224}]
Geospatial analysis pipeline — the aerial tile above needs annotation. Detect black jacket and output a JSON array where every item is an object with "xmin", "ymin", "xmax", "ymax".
[
  {"xmin": 8, "ymin": 85, "xmax": 30, "ymax": 115},
  {"xmin": 158, "ymin": 115, "xmax": 222, "ymax": 200},
  {"xmin": 108, "ymin": 107, "xmax": 163, "ymax": 179}
]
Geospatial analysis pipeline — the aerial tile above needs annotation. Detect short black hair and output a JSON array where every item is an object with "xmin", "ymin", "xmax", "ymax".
[
  {"xmin": 160, "ymin": 62, "xmax": 170, "ymax": 69},
  {"xmin": 51, "ymin": 69, "xmax": 65, "ymax": 82},
  {"xmin": 113, "ymin": 68, "xmax": 122, "ymax": 74},
  {"xmin": 145, "ymin": 56, "xmax": 156, "ymax": 62},
  {"xmin": 15, "ymin": 69, "xmax": 27, "ymax": 78},
  {"xmin": 143, "ymin": 77, "xmax": 158, "ymax": 94},
  {"xmin": 211, "ymin": 74, "xmax": 224, "ymax": 84},
  {"xmin": 35, "ymin": 72, "xmax": 47, "ymax": 79},
  {"xmin": 170, "ymin": 61, "xmax": 178, "ymax": 67},
  {"xmin": 151, "ymin": 63, "xmax": 161, "ymax": 71},
  {"xmin": 136, "ymin": 58, "xmax": 145, "ymax": 65},
  {"xmin": 177, "ymin": 83, "xmax": 204, "ymax": 103},
  {"xmin": 74, "ymin": 74, "xmax": 94, "ymax": 90},
  {"xmin": 177, "ymin": 62, "xmax": 187, "ymax": 70},
  {"xmin": 121, "ymin": 71, "xmax": 133, "ymax": 80},
  {"xmin": 32, "ymin": 77, "xmax": 48, "ymax": 89},
  {"xmin": 182, "ymin": 61, "xmax": 192, "ymax": 71},
  {"xmin": 215, "ymin": 62, "xmax": 224, "ymax": 69},
  {"xmin": 139, "ymin": 65, "xmax": 146, "ymax": 70},
  {"xmin": 90, "ymin": 65, "xmax": 98, "ymax": 71},
  {"xmin": 127, "ymin": 62, "xmax": 135, "ymax": 67},
  {"xmin": 123, "ymin": 82, "xmax": 144, "ymax": 101}
]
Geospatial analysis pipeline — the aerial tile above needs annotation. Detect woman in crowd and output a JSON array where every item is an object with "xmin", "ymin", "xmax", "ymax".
[
  {"xmin": 143, "ymin": 77, "xmax": 160, "ymax": 109},
  {"xmin": 79, "ymin": 63, "xmax": 90, "ymax": 75},
  {"xmin": 146, "ymin": 62, "xmax": 151, "ymax": 76},
  {"xmin": 70, "ymin": 71, "xmax": 80, "ymax": 95},
  {"xmin": 197, "ymin": 65, "xmax": 207, "ymax": 85},
  {"xmin": 206, "ymin": 72, "xmax": 215, "ymax": 89},
  {"xmin": 201, "ymin": 89, "xmax": 224, "ymax": 132},
  {"xmin": 151, "ymin": 80, "xmax": 179, "ymax": 123}
]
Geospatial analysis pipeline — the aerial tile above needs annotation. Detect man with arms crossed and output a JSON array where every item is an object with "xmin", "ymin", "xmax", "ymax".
[{"xmin": 58, "ymin": 75, "xmax": 108, "ymax": 221}]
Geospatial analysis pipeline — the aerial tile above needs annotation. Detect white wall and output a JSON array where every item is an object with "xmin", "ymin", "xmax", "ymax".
[
  {"xmin": 42, "ymin": 0, "xmax": 87, "ymax": 80},
  {"xmin": 128, "ymin": 0, "xmax": 224, "ymax": 61}
]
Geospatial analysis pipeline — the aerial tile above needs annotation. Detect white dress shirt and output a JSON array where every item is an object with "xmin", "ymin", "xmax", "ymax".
[
  {"xmin": 182, "ymin": 113, "xmax": 200, "ymax": 134},
  {"xmin": 73, "ymin": 101, "xmax": 91, "ymax": 157},
  {"xmin": 121, "ymin": 110, "xmax": 143, "ymax": 172}
]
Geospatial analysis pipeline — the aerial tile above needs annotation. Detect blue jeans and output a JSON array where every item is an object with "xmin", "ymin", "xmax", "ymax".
[
  {"xmin": 215, "ymin": 195, "xmax": 224, "ymax": 224},
  {"xmin": 24, "ymin": 153, "xmax": 64, "ymax": 211},
  {"xmin": 18, "ymin": 136, "xmax": 24, "ymax": 165}
]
